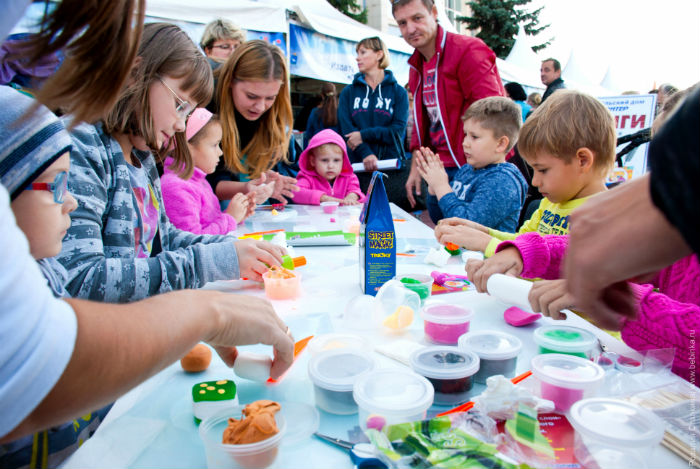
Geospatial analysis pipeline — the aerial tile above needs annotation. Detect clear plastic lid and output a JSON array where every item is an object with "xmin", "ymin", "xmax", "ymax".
[
  {"xmin": 353, "ymin": 369, "xmax": 434, "ymax": 415},
  {"xmin": 307, "ymin": 333, "xmax": 373, "ymax": 356},
  {"xmin": 421, "ymin": 302, "xmax": 474, "ymax": 325},
  {"xmin": 531, "ymin": 353, "xmax": 605, "ymax": 389},
  {"xmin": 569, "ymin": 398, "xmax": 665, "ymax": 447},
  {"xmin": 458, "ymin": 330, "xmax": 523, "ymax": 360},
  {"xmin": 308, "ymin": 349, "xmax": 376, "ymax": 392},
  {"xmin": 533, "ymin": 325, "xmax": 597, "ymax": 353},
  {"xmin": 410, "ymin": 346, "xmax": 480, "ymax": 379}
]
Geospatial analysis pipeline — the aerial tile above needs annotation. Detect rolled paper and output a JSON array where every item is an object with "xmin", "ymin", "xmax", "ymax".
[{"xmin": 486, "ymin": 274, "xmax": 535, "ymax": 313}]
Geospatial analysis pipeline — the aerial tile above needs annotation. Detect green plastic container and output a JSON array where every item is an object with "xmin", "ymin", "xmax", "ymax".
[{"xmin": 533, "ymin": 325, "xmax": 597, "ymax": 358}]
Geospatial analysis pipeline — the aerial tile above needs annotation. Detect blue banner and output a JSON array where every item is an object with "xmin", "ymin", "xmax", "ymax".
[{"xmin": 289, "ymin": 23, "xmax": 409, "ymax": 85}]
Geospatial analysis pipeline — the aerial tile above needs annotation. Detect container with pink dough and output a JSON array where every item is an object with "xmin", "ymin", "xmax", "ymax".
[
  {"xmin": 458, "ymin": 330, "xmax": 522, "ymax": 383},
  {"xmin": 421, "ymin": 303, "xmax": 474, "ymax": 345},
  {"xmin": 531, "ymin": 354, "xmax": 605, "ymax": 412},
  {"xmin": 320, "ymin": 201, "xmax": 339, "ymax": 213},
  {"xmin": 568, "ymin": 398, "xmax": 665, "ymax": 469}
]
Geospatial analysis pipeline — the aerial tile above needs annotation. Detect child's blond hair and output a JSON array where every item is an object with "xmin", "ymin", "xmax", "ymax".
[
  {"xmin": 518, "ymin": 90, "xmax": 616, "ymax": 174},
  {"xmin": 311, "ymin": 143, "xmax": 343, "ymax": 159},
  {"xmin": 462, "ymin": 96, "xmax": 522, "ymax": 152}
]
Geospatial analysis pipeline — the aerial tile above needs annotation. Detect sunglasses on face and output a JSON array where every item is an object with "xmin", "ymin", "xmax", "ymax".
[
  {"xmin": 25, "ymin": 170, "xmax": 69, "ymax": 204},
  {"xmin": 158, "ymin": 76, "xmax": 194, "ymax": 119}
]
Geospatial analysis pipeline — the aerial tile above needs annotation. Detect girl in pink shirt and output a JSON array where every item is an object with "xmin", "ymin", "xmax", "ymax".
[{"xmin": 162, "ymin": 109, "xmax": 260, "ymax": 234}]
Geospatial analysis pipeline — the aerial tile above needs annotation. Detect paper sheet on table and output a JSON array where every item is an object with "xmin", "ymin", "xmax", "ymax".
[
  {"xmin": 61, "ymin": 416, "xmax": 165, "ymax": 469},
  {"xmin": 352, "ymin": 159, "xmax": 399, "ymax": 172}
]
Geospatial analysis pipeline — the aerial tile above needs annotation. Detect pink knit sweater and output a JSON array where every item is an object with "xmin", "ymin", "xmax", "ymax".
[{"xmin": 497, "ymin": 232, "xmax": 700, "ymax": 385}]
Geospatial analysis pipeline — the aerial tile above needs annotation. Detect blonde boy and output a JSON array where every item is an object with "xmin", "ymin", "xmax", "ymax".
[
  {"xmin": 435, "ymin": 90, "xmax": 616, "ymax": 256},
  {"xmin": 416, "ymin": 96, "xmax": 527, "ymax": 231}
]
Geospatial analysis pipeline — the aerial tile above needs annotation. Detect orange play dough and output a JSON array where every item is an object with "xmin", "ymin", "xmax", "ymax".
[{"xmin": 180, "ymin": 344, "xmax": 212, "ymax": 372}]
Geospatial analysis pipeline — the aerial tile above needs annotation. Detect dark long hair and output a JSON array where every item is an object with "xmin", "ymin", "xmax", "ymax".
[{"xmin": 319, "ymin": 82, "xmax": 338, "ymax": 128}]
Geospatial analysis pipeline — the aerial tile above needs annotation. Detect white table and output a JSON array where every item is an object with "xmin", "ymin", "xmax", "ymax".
[{"xmin": 61, "ymin": 204, "xmax": 690, "ymax": 469}]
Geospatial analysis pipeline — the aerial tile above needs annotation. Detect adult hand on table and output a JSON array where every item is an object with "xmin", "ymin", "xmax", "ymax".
[
  {"xmin": 235, "ymin": 239, "xmax": 287, "ymax": 282},
  {"xmin": 564, "ymin": 174, "xmax": 690, "ymax": 330},
  {"xmin": 265, "ymin": 170, "xmax": 298, "ymax": 204},
  {"xmin": 465, "ymin": 246, "xmax": 524, "ymax": 293},
  {"xmin": 405, "ymin": 150, "xmax": 423, "ymax": 208},
  {"xmin": 203, "ymin": 292, "xmax": 294, "ymax": 380}
]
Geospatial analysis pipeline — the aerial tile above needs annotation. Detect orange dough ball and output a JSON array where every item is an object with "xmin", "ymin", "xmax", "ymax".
[{"xmin": 181, "ymin": 344, "xmax": 212, "ymax": 372}]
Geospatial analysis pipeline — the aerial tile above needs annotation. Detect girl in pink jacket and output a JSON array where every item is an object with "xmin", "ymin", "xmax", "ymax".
[
  {"xmin": 161, "ymin": 109, "xmax": 254, "ymax": 234},
  {"xmin": 483, "ymin": 232, "xmax": 699, "ymax": 385},
  {"xmin": 292, "ymin": 129, "xmax": 365, "ymax": 205}
]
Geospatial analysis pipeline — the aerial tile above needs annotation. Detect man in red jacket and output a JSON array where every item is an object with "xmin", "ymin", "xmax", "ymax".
[{"xmin": 393, "ymin": 0, "xmax": 505, "ymax": 222}]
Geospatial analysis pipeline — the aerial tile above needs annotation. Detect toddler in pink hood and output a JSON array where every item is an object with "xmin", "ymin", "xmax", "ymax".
[{"xmin": 293, "ymin": 129, "xmax": 365, "ymax": 205}]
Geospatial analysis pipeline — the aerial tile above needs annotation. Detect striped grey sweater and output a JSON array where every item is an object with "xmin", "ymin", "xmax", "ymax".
[{"xmin": 57, "ymin": 122, "xmax": 239, "ymax": 303}]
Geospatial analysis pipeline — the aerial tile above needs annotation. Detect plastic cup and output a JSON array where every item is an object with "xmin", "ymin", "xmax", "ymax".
[
  {"xmin": 373, "ymin": 280, "xmax": 421, "ymax": 332},
  {"xmin": 307, "ymin": 349, "xmax": 376, "ymax": 415},
  {"xmin": 410, "ymin": 346, "xmax": 480, "ymax": 405},
  {"xmin": 533, "ymin": 325, "xmax": 597, "ymax": 358},
  {"xmin": 531, "ymin": 354, "xmax": 605, "ymax": 412},
  {"xmin": 321, "ymin": 201, "xmax": 339, "ymax": 214},
  {"xmin": 262, "ymin": 270, "xmax": 301, "ymax": 300},
  {"xmin": 458, "ymin": 330, "xmax": 522, "ymax": 383},
  {"xmin": 398, "ymin": 274, "xmax": 433, "ymax": 305},
  {"xmin": 569, "ymin": 398, "xmax": 664, "ymax": 469},
  {"xmin": 199, "ymin": 407, "xmax": 286, "ymax": 469},
  {"xmin": 353, "ymin": 369, "xmax": 434, "ymax": 430},
  {"xmin": 421, "ymin": 303, "xmax": 474, "ymax": 345},
  {"xmin": 307, "ymin": 333, "xmax": 373, "ymax": 357}
]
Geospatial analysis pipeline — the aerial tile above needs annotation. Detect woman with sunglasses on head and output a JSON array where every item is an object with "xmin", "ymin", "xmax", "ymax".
[
  {"xmin": 337, "ymin": 36, "xmax": 410, "ymax": 209},
  {"xmin": 56, "ymin": 23, "xmax": 286, "ymax": 303}
]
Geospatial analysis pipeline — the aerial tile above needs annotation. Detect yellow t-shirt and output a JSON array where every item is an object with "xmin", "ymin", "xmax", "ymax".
[{"xmin": 484, "ymin": 197, "xmax": 589, "ymax": 257}]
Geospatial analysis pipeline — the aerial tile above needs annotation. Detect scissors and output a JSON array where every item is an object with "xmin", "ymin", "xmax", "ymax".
[{"xmin": 314, "ymin": 432, "xmax": 387, "ymax": 469}]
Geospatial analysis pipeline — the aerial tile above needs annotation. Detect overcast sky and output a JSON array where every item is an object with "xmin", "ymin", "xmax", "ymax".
[{"xmin": 527, "ymin": 0, "xmax": 700, "ymax": 91}]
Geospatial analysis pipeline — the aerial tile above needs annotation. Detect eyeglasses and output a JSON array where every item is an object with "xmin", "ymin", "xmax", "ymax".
[
  {"xmin": 158, "ymin": 77, "xmax": 194, "ymax": 119},
  {"xmin": 211, "ymin": 43, "xmax": 234, "ymax": 51},
  {"xmin": 24, "ymin": 170, "xmax": 69, "ymax": 204}
]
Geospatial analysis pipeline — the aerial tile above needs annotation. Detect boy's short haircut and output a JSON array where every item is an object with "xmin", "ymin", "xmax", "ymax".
[
  {"xmin": 200, "ymin": 19, "xmax": 245, "ymax": 51},
  {"xmin": 462, "ymin": 96, "xmax": 522, "ymax": 152},
  {"xmin": 518, "ymin": 90, "xmax": 616, "ymax": 173},
  {"xmin": 543, "ymin": 58, "xmax": 561, "ymax": 71}
]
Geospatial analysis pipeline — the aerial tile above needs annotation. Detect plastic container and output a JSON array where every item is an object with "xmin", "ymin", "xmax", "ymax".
[
  {"xmin": 531, "ymin": 354, "xmax": 605, "ymax": 412},
  {"xmin": 533, "ymin": 325, "xmax": 597, "ymax": 358},
  {"xmin": 374, "ymin": 280, "xmax": 421, "ymax": 332},
  {"xmin": 308, "ymin": 349, "xmax": 376, "ymax": 415},
  {"xmin": 409, "ymin": 346, "xmax": 480, "ymax": 405},
  {"xmin": 321, "ymin": 201, "xmax": 339, "ymax": 213},
  {"xmin": 199, "ymin": 407, "xmax": 286, "ymax": 469},
  {"xmin": 353, "ymin": 369, "xmax": 434, "ymax": 430},
  {"xmin": 421, "ymin": 303, "xmax": 474, "ymax": 345},
  {"xmin": 458, "ymin": 330, "xmax": 522, "ymax": 383},
  {"xmin": 307, "ymin": 333, "xmax": 373, "ymax": 357},
  {"xmin": 569, "ymin": 398, "xmax": 665, "ymax": 469},
  {"xmin": 398, "ymin": 274, "xmax": 433, "ymax": 305},
  {"xmin": 262, "ymin": 270, "xmax": 301, "ymax": 300}
]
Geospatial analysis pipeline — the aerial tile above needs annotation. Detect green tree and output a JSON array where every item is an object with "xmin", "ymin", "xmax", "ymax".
[
  {"xmin": 328, "ymin": 0, "xmax": 368, "ymax": 24},
  {"xmin": 459, "ymin": 0, "xmax": 552, "ymax": 58}
]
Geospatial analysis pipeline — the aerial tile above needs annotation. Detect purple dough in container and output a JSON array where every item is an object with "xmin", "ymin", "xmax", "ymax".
[
  {"xmin": 458, "ymin": 330, "xmax": 522, "ymax": 384},
  {"xmin": 421, "ymin": 303, "xmax": 474, "ymax": 345},
  {"xmin": 409, "ymin": 346, "xmax": 480, "ymax": 405}
]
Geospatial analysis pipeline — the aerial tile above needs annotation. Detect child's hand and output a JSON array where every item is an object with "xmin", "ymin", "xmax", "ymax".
[
  {"xmin": 266, "ymin": 171, "xmax": 299, "ymax": 204},
  {"xmin": 342, "ymin": 193, "xmax": 360, "ymax": 205},
  {"xmin": 415, "ymin": 147, "xmax": 451, "ymax": 197},
  {"xmin": 247, "ymin": 178, "xmax": 275, "ymax": 204},
  {"xmin": 226, "ymin": 192, "xmax": 250, "ymax": 223},
  {"xmin": 243, "ymin": 192, "xmax": 257, "ymax": 219},
  {"xmin": 320, "ymin": 194, "xmax": 343, "ymax": 203},
  {"xmin": 465, "ymin": 246, "xmax": 524, "ymax": 292},
  {"xmin": 529, "ymin": 279, "xmax": 573, "ymax": 321},
  {"xmin": 437, "ymin": 217, "xmax": 488, "ymax": 233},
  {"xmin": 434, "ymin": 224, "xmax": 492, "ymax": 252},
  {"xmin": 234, "ymin": 239, "xmax": 287, "ymax": 282}
]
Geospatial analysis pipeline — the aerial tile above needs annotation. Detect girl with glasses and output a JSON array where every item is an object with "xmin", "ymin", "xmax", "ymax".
[{"xmin": 57, "ymin": 23, "xmax": 287, "ymax": 303}]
